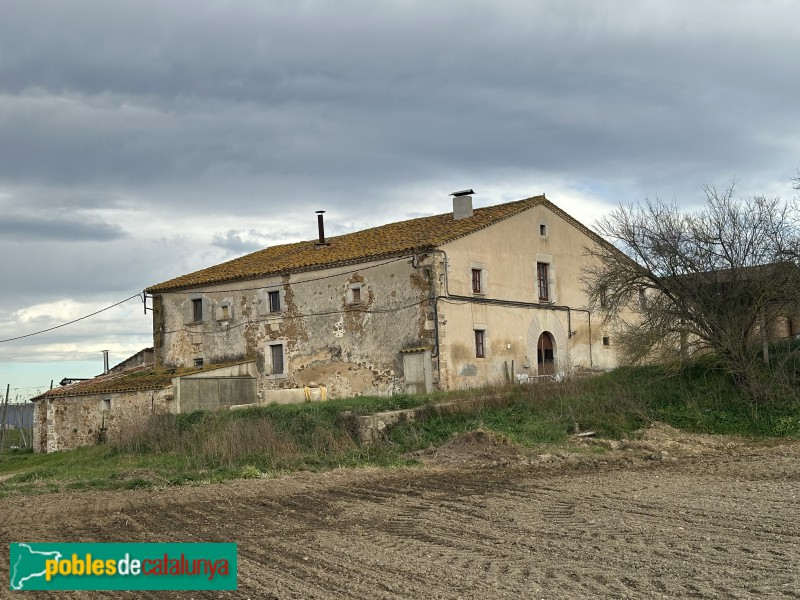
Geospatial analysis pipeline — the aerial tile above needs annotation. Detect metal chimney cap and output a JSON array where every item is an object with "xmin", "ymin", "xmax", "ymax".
[{"xmin": 450, "ymin": 189, "xmax": 475, "ymax": 197}]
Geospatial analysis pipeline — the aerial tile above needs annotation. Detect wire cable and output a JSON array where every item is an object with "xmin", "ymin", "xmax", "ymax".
[
  {"xmin": 1, "ymin": 256, "xmax": 419, "ymax": 344},
  {"xmin": 0, "ymin": 294, "xmax": 140, "ymax": 343},
  {"xmin": 159, "ymin": 298, "xmax": 430, "ymax": 336},
  {"xmin": 147, "ymin": 255, "xmax": 412, "ymax": 295}
]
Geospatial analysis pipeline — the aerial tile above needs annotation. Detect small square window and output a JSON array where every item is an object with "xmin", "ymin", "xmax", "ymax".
[
  {"xmin": 540, "ymin": 224, "xmax": 547, "ymax": 236},
  {"xmin": 219, "ymin": 304, "xmax": 230, "ymax": 320},
  {"xmin": 268, "ymin": 291, "xmax": 281, "ymax": 313},
  {"xmin": 475, "ymin": 330, "xmax": 486, "ymax": 358},
  {"xmin": 192, "ymin": 298, "xmax": 203, "ymax": 322},
  {"xmin": 352, "ymin": 286, "xmax": 361, "ymax": 304},
  {"xmin": 102, "ymin": 398, "xmax": 111, "ymax": 411},
  {"xmin": 471, "ymin": 268, "xmax": 483, "ymax": 294},
  {"xmin": 602, "ymin": 336, "xmax": 610, "ymax": 347},
  {"xmin": 194, "ymin": 358, "xmax": 204, "ymax": 368}
]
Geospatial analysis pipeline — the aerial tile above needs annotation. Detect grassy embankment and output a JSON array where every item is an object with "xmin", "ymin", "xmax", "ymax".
[{"xmin": 1, "ymin": 360, "xmax": 799, "ymax": 498}]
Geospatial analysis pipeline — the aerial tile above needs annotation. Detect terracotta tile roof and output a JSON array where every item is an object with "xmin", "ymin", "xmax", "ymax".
[
  {"xmin": 30, "ymin": 366, "xmax": 173, "ymax": 401},
  {"xmin": 145, "ymin": 194, "xmax": 614, "ymax": 293},
  {"xmin": 147, "ymin": 195, "xmax": 561, "ymax": 293},
  {"xmin": 30, "ymin": 360, "xmax": 255, "ymax": 401}
]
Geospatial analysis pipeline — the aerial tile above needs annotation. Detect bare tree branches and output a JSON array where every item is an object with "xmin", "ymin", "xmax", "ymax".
[{"xmin": 582, "ymin": 183, "xmax": 800, "ymax": 404}]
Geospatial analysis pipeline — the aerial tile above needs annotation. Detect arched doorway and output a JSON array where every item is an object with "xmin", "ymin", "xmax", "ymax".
[{"xmin": 537, "ymin": 332, "xmax": 555, "ymax": 376}]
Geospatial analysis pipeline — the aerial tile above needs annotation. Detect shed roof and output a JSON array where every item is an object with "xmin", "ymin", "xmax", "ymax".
[{"xmin": 30, "ymin": 360, "xmax": 254, "ymax": 401}]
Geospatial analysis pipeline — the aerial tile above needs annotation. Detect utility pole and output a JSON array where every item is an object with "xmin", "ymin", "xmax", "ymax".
[{"xmin": 0, "ymin": 384, "xmax": 9, "ymax": 450}]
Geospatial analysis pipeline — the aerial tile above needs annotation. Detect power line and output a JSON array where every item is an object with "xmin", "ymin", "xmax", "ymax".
[
  {"xmin": 0, "ymin": 295, "xmax": 141, "ymax": 343},
  {"xmin": 150, "ymin": 255, "xmax": 411, "ymax": 295},
  {"xmin": 160, "ymin": 298, "xmax": 429, "ymax": 336},
  {"xmin": 1, "ymin": 254, "xmax": 419, "ymax": 344}
]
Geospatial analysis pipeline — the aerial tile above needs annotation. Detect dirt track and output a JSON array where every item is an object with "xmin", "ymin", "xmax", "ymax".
[{"xmin": 2, "ymin": 426, "xmax": 799, "ymax": 599}]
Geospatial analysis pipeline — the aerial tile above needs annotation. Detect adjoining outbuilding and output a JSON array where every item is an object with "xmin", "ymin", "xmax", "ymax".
[{"xmin": 30, "ymin": 352, "xmax": 257, "ymax": 453}]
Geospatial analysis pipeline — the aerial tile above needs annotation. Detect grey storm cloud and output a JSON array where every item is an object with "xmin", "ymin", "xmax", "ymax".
[
  {"xmin": 211, "ymin": 229, "xmax": 270, "ymax": 255},
  {"xmin": 0, "ymin": 0, "xmax": 797, "ymax": 210},
  {"xmin": 0, "ymin": 214, "xmax": 125, "ymax": 242},
  {"xmin": 1, "ymin": 0, "xmax": 800, "ymax": 380}
]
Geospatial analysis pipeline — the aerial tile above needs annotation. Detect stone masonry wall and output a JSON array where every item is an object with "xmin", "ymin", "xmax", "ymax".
[
  {"xmin": 153, "ymin": 256, "xmax": 436, "ymax": 400},
  {"xmin": 40, "ymin": 388, "xmax": 175, "ymax": 453}
]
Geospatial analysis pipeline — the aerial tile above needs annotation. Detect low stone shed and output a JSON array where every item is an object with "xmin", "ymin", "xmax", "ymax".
[{"xmin": 30, "ymin": 358, "xmax": 257, "ymax": 453}]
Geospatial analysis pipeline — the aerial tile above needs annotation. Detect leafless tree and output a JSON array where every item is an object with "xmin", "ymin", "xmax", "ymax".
[{"xmin": 582, "ymin": 182, "xmax": 800, "ymax": 404}]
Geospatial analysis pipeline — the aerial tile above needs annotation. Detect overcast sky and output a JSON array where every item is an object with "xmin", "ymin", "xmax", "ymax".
[{"xmin": 2, "ymin": 0, "xmax": 799, "ymax": 398}]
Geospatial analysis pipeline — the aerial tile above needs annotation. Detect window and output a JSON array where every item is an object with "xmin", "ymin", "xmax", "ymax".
[
  {"xmin": 602, "ymin": 336, "xmax": 610, "ymax": 347},
  {"xmin": 102, "ymin": 398, "xmax": 111, "ymax": 411},
  {"xmin": 192, "ymin": 298, "xmax": 203, "ymax": 322},
  {"xmin": 347, "ymin": 284, "xmax": 363, "ymax": 305},
  {"xmin": 540, "ymin": 223, "xmax": 547, "ymax": 236},
  {"xmin": 268, "ymin": 290, "xmax": 281, "ymax": 313},
  {"xmin": 474, "ymin": 329, "xmax": 486, "ymax": 358},
  {"xmin": 537, "ymin": 262, "xmax": 550, "ymax": 301},
  {"xmin": 218, "ymin": 303, "xmax": 231, "ymax": 320},
  {"xmin": 471, "ymin": 268, "xmax": 483, "ymax": 294},
  {"xmin": 638, "ymin": 289, "xmax": 647, "ymax": 309},
  {"xmin": 270, "ymin": 343, "xmax": 285, "ymax": 375},
  {"xmin": 599, "ymin": 286, "xmax": 608, "ymax": 308},
  {"xmin": 194, "ymin": 358, "xmax": 204, "ymax": 368}
]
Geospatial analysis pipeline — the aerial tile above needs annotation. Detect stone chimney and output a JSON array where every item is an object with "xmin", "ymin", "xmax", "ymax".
[{"xmin": 451, "ymin": 189, "xmax": 474, "ymax": 220}]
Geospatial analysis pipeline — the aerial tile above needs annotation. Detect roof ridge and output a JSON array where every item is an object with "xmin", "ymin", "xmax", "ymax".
[{"xmin": 145, "ymin": 194, "xmax": 549, "ymax": 293}]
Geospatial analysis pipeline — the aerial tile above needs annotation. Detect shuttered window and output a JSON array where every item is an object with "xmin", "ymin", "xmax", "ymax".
[
  {"xmin": 270, "ymin": 344, "xmax": 284, "ymax": 375},
  {"xmin": 475, "ymin": 330, "xmax": 486, "ymax": 358},
  {"xmin": 537, "ymin": 263, "xmax": 549, "ymax": 301}
]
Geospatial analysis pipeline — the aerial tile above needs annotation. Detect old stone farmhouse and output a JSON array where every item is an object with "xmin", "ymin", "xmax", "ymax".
[
  {"xmin": 146, "ymin": 192, "xmax": 621, "ymax": 398},
  {"xmin": 31, "ymin": 192, "xmax": 625, "ymax": 452}
]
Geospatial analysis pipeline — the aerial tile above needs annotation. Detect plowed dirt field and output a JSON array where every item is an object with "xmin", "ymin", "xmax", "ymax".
[{"xmin": 2, "ymin": 424, "xmax": 799, "ymax": 599}]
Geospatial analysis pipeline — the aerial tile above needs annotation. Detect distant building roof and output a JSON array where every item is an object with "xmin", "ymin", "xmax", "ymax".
[{"xmin": 148, "ymin": 195, "xmax": 606, "ymax": 293}]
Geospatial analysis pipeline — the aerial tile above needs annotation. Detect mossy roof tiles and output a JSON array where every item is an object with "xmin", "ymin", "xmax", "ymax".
[
  {"xmin": 146, "ymin": 195, "xmax": 567, "ymax": 293},
  {"xmin": 31, "ymin": 361, "xmax": 254, "ymax": 400},
  {"xmin": 31, "ymin": 367, "xmax": 174, "ymax": 400}
]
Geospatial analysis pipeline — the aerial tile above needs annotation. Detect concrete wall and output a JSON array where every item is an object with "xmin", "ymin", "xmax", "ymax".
[
  {"xmin": 174, "ymin": 363, "xmax": 259, "ymax": 412},
  {"xmin": 153, "ymin": 258, "xmax": 433, "ymax": 400},
  {"xmin": 435, "ymin": 204, "xmax": 621, "ymax": 389},
  {"xmin": 32, "ymin": 387, "xmax": 175, "ymax": 453}
]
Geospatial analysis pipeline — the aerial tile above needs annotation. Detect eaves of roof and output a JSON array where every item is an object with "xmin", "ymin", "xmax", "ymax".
[
  {"xmin": 146, "ymin": 196, "xmax": 552, "ymax": 293},
  {"xmin": 145, "ymin": 195, "xmax": 622, "ymax": 294},
  {"xmin": 30, "ymin": 360, "xmax": 255, "ymax": 401}
]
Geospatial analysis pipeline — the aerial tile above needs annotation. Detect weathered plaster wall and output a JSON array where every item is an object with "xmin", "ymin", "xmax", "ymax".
[
  {"xmin": 109, "ymin": 348, "xmax": 154, "ymax": 374},
  {"xmin": 35, "ymin": 388, "xmax": 175, "ymax": 453},
  {"xmin": 32, "ymin": 400, "xmax": 47, "ymax": 453},
  {"xmin": 436, "ymin": 204, "xmax": 620, "ymax": 388},
  {"xmin": 153, "ymin": 258, "xmax": 432, "ymax": 400}
]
